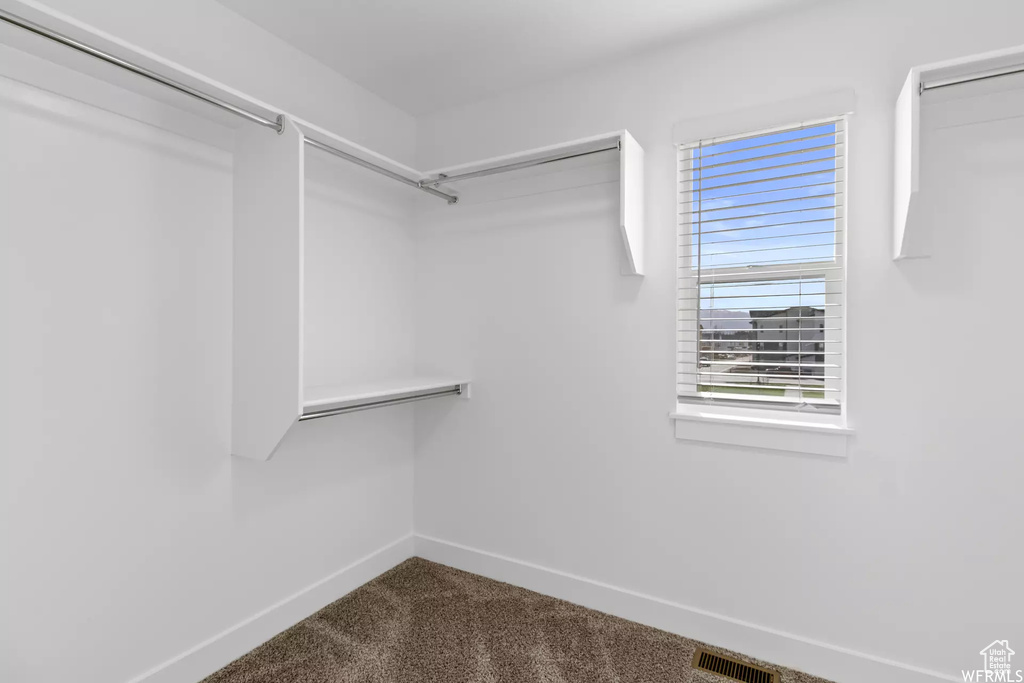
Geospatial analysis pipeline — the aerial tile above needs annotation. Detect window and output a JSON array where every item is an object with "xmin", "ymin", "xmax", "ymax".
[{"xmin": 677, "ymin": 117, "xmax": 845, "ymax": 414}]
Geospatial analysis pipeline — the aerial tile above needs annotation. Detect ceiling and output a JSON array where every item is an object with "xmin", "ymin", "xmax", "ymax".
[{"xmin": 216, "ymin": 0, "xmax": 818, "ymax": 116}]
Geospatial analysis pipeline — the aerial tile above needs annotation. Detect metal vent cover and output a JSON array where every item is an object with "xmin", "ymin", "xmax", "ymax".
[{"xmin": 692, "ymin": 648, "xmax": 780, "ymax": 683}]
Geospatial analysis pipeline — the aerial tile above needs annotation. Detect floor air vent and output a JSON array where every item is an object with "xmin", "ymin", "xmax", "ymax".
[{"xmin": 692, "ymin": 648, "xmax": 780, "ymax": 683}]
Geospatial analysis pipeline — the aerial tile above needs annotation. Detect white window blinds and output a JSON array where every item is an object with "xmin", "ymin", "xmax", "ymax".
[{"xmin": 677, "ymin": 117, "xmax": 846, "ymax": 411}]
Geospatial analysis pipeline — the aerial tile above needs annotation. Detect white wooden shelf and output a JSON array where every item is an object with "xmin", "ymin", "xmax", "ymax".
[
  {"xmin": 232, "ymin": 114, "xmax": 304, "ymax": 462},
  {"xmin": 894, "ymin": 43, "xmax": 1024, "ymax": 260},
  {"xmin": 302, "ymin": 378, "xmax": 470, "ymax": 420},
  {"xmin": 423, "ymin": 130, "xmax": 645, "ymax": 275},
  {"xmin": 232, "ymin": 118, "xmax": 473, "ymax": 459}
]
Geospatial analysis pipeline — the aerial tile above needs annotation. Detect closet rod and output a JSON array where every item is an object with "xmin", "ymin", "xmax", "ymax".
[
  {"xmin": 920, "ymin": 63, "xmax": 1024, "ymax": 93},
  {"xmin": 0, "ymin": 8, "xmax": 281, "ymax": 131},
  {"xmin": 299, "ymin": 386, "xmax": 463, "ymax": 421},
  {"xmin": 304, "ymin": 138, "xmax": 457, "ymax": 203},
  {"xmin": 0, "ymin": 8, "xmax": 459, "ymax": 204},
  {"xmin": 421, "ymin": 142, "xmax": 620, "ymax": 188}
]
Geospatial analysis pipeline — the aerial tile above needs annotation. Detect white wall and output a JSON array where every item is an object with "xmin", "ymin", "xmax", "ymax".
[
  {"xmin": 0, "ymin": 2, "xmax": 420, "ymax": 682},
  {"xmin": 413, "ymin": 0, "xmax": 1024, "ymax": 679}
]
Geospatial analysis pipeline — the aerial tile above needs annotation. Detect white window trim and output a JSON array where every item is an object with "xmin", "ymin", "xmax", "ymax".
[
  {"xmin": 672, "ymin": 89, "xmax": 856, "ymax": 146},
  {"xmin": 671, "ymin": 90, "xmax": 856, "ymax": 457},
  {"xmin": 670, "ymin": 404, "xmax": 852, "ymax": 458}
]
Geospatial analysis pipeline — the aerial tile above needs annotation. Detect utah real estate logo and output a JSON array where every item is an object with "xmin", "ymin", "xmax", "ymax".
[{"xmin": 963, "ymin": 641, "xmax": 1023, "ymax": 682}]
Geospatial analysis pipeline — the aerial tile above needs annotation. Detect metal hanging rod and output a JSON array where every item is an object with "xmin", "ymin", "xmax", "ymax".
[
  {"xmin": 0, "ymin": 8, "xmax": 459, "ymax": 204},
  {"xmin": 920, "ymin": 63, "xmax": 1024, "ymax": 93},
  {"xmin": 421, "ymin": 142, "xmax": 621, "ymax": 188},
  {"xmin": 304, "ymin": 138, "xmax": 457, "ymax": 203},
  {"xmin": 0, "ymin": 8, "xmax": 282, "ymax": 131},
  {"xmin": 298, "ymin": 386, "xmax": 462, "ymax": 421}
]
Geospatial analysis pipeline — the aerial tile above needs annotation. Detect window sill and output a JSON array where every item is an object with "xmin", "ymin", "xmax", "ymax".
[{"xmin": 670, "ymin": 405, "xmax": 852, "ymax": 458}]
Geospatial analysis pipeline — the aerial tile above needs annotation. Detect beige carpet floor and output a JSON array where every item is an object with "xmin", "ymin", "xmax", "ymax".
[{"xmin": 201, "ymin": 558, "xmax": 834, "ymax": 683}]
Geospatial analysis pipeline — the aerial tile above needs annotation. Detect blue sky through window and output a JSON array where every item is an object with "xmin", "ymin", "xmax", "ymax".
[{"xmin": 686, "ymin": 121, "xmax": 841, "ymax": 319}]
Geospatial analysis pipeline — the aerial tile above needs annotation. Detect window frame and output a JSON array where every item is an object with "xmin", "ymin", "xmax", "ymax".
[{"xmin": 675, "ymin": 114, "xmax": 849, "ymax": 422}]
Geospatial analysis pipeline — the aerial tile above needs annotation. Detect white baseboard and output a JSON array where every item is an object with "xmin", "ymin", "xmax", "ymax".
[
  {"xmin": 414, "ymin": 534, "xmax": 956, "ymax": 683},
  {"xmin": 126, "ymin": 534, "xmax": 415, "ymax": 683},
  {"xmin": 120, "ymin": 532, "xmax": 955, "ymax": 683}
]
